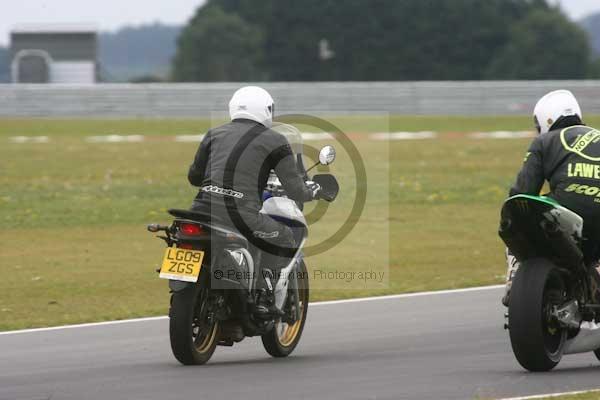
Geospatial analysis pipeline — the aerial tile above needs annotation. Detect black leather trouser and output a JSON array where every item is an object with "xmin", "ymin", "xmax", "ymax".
[{"xmin": 191, "ymin": 200, "xmax": 297, "ymax": 291}]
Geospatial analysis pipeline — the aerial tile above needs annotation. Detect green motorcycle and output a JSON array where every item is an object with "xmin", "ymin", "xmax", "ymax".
[{"xmin": 499, "ymin": 194, "xmax": 600, "ymax": 371}]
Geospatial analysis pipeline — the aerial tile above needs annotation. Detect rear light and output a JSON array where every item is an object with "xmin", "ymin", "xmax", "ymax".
[
  {"xmin": 180, "ymin": 223, "xmax": 204, "ymax": 236},
  {"xmin": 178, "ymin": 243, "xmax": 194, "ymax": 250}
]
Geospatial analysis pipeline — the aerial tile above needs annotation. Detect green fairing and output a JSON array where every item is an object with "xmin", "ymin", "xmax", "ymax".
[
  {"xmin": 499, "ymin": 193, "xmax": 584, "ymax": 268},
  {"xmin": 505, "ymin": 194, "xmax": 560, "ymax": 207}
]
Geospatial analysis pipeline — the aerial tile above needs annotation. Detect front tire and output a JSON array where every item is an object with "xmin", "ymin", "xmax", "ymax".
[
  {"xmin": 169, "ymin": 276, "xmax": 219, "ymax": 365},
  {"xmin": 508, "ymin": 258, "xmax": 567, "ymax": 372},
  {"xmin": 262, "ymin": 260, "xmax": 309, "ymax": 357}
]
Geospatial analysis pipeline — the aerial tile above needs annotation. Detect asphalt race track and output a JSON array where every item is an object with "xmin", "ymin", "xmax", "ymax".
[{"xmin": 3, "ymin": 286, "xmax": 600, "ymax": 400}]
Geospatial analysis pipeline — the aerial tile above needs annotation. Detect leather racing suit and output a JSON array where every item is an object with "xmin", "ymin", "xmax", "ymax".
[
  {"xmin": 503, "ymin": 123, "xmax": 600, "ymax": 305},
  {"xmin": 187, "ymin": 119, "xmax": 314, "ymax": 306}
]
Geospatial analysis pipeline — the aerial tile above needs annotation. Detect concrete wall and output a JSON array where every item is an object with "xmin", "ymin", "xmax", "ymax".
[{"xmin": 1, "ymin": 81, "xmax": 600, "ymax": 117}]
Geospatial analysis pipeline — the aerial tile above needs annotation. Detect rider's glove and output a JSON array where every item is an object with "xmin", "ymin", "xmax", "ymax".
[{"xmin": 306, "ymin": 181, "xmax": 322, "ymax": 200}]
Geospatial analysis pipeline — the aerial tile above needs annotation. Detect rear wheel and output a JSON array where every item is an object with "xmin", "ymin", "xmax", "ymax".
[
  {"xmin": 262, "ymin": 261, "xmax": 309, "ymax": 357},
  {"xmin": 169, "ymin": 274, "xmax": 219, "ymax": 365},
  {"xmin": 508, "ymin": 258, "xmax": 567, "ymax": 372}
]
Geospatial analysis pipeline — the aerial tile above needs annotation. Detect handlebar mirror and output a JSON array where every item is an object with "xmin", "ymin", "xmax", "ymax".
[{"xmin": 319, "ymin": 145, "xmax": 336, "ymax": 166}]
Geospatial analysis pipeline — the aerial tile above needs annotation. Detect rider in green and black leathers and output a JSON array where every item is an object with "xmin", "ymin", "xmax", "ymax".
[
  {"xmin": 503, "ymin": 90, "xmax": 600, "ymax": 305},
  {"xmin": 510, "ymin": 122, "xmax": 600, "ymax": 249}
]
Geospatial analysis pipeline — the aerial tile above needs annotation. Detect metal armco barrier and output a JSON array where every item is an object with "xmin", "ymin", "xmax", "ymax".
[{"xmin": 1, "ymin": 81, "xmax": 600, "ymax": 117}]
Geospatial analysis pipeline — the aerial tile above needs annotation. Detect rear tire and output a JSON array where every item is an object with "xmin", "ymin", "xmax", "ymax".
[
  {"xmin": 262, "ymin": 260, "xmax": 309, "ymax": 357},
  {"xmin": 169, "ymin": 275, "xmax": 219, "ymax": 365},
  {"xmin": 508, "ymin": 258, "xmax": 567, "ymax": 372}
]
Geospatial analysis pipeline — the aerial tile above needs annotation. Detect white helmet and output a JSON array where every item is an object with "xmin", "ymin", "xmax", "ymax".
[
  {"xmin": 228, "ymin": 86, "xmax": 275, "ymax": 128},
  {"xmin": 533, "ymin": 90, "xmax": 582, "ymax": 134}
]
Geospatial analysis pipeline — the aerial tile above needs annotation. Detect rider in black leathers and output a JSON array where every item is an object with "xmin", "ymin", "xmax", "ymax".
[{"xmin": 188, "ymin": 86, "xmax": 320, "ymax": 316}]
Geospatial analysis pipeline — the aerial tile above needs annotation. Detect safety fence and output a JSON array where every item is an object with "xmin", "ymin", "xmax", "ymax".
[{"xmin": 1, "ymin": 81, "xmax": 599, "ymax": 117}]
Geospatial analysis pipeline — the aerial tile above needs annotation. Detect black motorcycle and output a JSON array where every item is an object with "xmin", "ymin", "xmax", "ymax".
[
  {"xmin": 499, "ymin": 194, "xmax": 600, "ymax": 371},
  {"xmin": 148, "ymin": 145, "xmax": 339, "ymax": 365}
]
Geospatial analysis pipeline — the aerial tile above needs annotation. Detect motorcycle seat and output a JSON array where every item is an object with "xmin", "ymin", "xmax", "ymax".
[{"xmin": 168, "ymin": 208, "xmax": 225, "ymax": 222}]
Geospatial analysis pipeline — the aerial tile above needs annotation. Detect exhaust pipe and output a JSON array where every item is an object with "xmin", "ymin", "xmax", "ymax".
[{"xmin": 563, "ymin": 321, "xmax": 600, "ymax": 355}]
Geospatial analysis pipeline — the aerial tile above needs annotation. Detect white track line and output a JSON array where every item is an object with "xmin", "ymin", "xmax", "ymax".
[
  {"xmin": 499, "ymin": 388, "xmax": 600, "ymax": 400},
  {"xmin": 470, "ymin": 131, "xmax": 534, "ymax": 139},
  {"xmin": 175, "ymin": 134, "xmax": 205, "ymax": 142},
  {"xmin": 86, "ymin": 135, "xmax": 144, "ymax": 143},
  {"xmin": 370, "ymin": 132, "xmax": 437, "ymax": 140},
  {"xmin": 0, "ymin": 316, "xmax": 168, "ymax": 336},
  {"xmin": 9, "ymin": 136, "xmax": 49, "ymax": 143},
  {"xmin": 311, "ymin": 284, "xmax": 503, "ymax": 306},
  {"xmin": 8, "ymin": 131, "xmax": 536, "ymax": 144},
  {"xmin": 0, "ymin": 285, "xmax": 502, "ymax": 336},
  {"xmin": 301, "ymin": 132, "xmax": 335, "ymax": 141}
]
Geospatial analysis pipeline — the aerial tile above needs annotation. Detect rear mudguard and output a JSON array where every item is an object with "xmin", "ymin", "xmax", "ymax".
[
  {"xmin": 499, "ymin": 194, "xmax": 583, "ymax": 268},
  {"xmin": 169, "ymin": 280, "xmax": 193, "ymax": 293}
]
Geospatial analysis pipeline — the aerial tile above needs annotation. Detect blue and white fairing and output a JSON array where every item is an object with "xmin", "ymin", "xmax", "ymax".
[
  {"xmin": 260, "ymin": 196, "xmax": 308, "ymax": 310},
  {"xmin": 259, "ymin": 122, "xmax": 308, "ymax": 310},
  {"xmin": 261, "ymin": 197, "xmax": 307, "ymax": 228}
]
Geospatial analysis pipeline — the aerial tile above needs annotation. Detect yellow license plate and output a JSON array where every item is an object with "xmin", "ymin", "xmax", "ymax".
[{"xmin": 159, "ymin": 247, "xmax": 204, "ymax": 282}]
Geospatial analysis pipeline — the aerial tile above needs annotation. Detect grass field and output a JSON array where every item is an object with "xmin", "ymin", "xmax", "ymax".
[
  {"xmin": 536, "ymin": 391, "xmax": 600, "ymax": 400},
  {"xmin": 3, "ymin": 115, "xmax": 600, "ymax": 331}
]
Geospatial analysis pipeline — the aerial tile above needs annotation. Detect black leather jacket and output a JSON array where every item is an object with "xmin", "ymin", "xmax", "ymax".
[
  {"xmin": 188, "ymin": 119, "xmax": 312, "ymax": 213},
  {"xmin": 510, "ymin": 124, "xmax": 600, "ymax": 224}
]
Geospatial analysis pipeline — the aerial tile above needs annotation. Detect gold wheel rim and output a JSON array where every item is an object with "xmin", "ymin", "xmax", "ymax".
[
  {"xmin": 195, "ymin": 321, "xmax": 219, "ymax": 353},
  {"xmin": 277, "ymin": 293, "xmax": 306, "ymax": 347}
]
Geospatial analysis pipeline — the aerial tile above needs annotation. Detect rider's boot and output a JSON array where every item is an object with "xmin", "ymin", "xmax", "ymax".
[
  {"xmin": 254, "ymin": 268, "xmax": 284, "ymax": 319},
  {"xmin": 254, "ymin": 290, "xmax": 276, "ymax": 319},
  {"xmin": 502, "ymin": 248, "xmax": 520, "ymax": 307}
]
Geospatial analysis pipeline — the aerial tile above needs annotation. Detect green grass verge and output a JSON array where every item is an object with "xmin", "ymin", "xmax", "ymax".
[
  {"xmin": 4, "ymin": 115, "xmax": 600, "ymax": 137},
  {"xmin": 0, "ymin": 115, "xmax": 584, "ymax": 331},
  {"xmin": 535, "ymin": 391, "xmax": 600, "ymax": 400}
]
